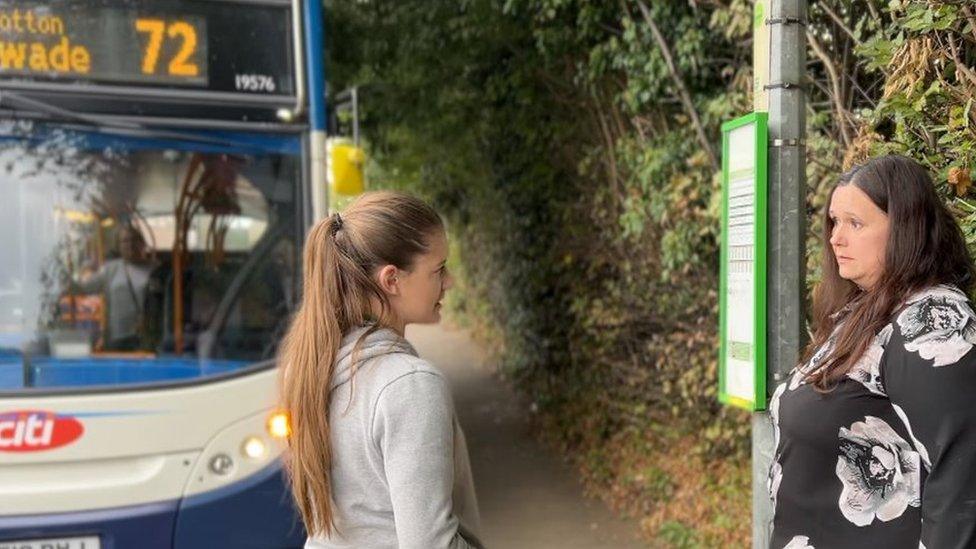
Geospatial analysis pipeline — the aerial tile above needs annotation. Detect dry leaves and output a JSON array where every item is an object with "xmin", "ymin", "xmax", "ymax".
[
  {"xmin": 842, "ymin": 128, "xmax": 884, "ymax": 171},
  {"xmin": 948, "ymin": 166, "xmax": 972, "ymax": 196},
  {"xmin": 884, "ymin": 37, "xmax": 936, "ymax": 100}
]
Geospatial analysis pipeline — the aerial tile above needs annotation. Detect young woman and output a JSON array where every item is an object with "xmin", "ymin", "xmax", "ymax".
[
  {"xmin": 278, "ymin": 191, "xmax": 484, "ymax": 548},
  {"xmin": 768, "ymin": 155, "xmax": 976, "ymax": 548}
]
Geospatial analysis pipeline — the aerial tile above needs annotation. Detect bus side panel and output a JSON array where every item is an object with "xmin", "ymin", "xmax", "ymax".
[
  {"xmin": 173, "ymin": 461, "xmax": 305, "ymax": 549},
  {"xmin": 0, "ymin": 500, "xmax": 176, "ymax": 549}
]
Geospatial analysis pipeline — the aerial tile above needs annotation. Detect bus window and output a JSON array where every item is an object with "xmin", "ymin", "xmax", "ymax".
[{"xmin": 0, "ymin": 122, "xmax": 301, "ymax": 392}]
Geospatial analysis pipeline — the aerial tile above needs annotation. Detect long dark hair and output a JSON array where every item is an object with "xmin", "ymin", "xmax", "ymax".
[{"xmin": 804, "ymin": 155, "xmax": 975, "ymax": 390}]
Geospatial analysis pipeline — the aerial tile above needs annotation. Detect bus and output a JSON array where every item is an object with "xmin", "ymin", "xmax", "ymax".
[{"xmin": 0, "ymin": 1, "xmax": 327, "ymax": 547}]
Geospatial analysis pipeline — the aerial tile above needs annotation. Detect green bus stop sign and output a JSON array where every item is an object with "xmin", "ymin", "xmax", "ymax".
[{"xmin": 719, "ymin": 112, "xmax": 768, "ymax": 411}]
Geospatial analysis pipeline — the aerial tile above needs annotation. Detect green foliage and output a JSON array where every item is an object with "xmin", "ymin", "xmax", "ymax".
[
  {"xmin": 327, "ymin": 0, "xmax": 976, "ymax": 545},
  {"xmin": 657, "ymin": 520, "xmax": 703, "ymax": 549}
]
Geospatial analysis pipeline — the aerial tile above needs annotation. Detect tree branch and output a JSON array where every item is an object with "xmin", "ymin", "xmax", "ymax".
[
  {"xmin": 591, "ymin": 88, "xmax": 625, "ymax": 199},
  {"xmin": 962, "ymin": 5, "xmax": 976, "ymax": 45},
  {"xmin": 819, "ymin": 1, "xmax": 859, "ymax": 45},
  {"xmin": 865, "ymin": 0, "xmax": 883, "ymax": 28},
  {"xmin": 631, "ymin": 0, "xmax": 718, "ymax": 172},
  {"xmin": 948, "ymin": 34, "xmax": 976, "ymax": 92},
  {"xmin": 807, "ymin": 29, "xmax": 853, "ymax": 147}
]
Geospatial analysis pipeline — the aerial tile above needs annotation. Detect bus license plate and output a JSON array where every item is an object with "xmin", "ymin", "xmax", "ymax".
[{"xmin": 0, "ymin": 536, "xmax": 100, "ymax": 549}]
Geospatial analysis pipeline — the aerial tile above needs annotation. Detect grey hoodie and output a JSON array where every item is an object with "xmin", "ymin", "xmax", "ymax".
[{"xmin": 305, "ymin": 326, "xmax": 483, "ymax": 549}]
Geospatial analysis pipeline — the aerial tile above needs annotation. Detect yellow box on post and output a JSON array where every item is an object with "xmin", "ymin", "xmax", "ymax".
[{"xmin": 330, "ymin": 142, "xmax": 365, "ymax": 196}]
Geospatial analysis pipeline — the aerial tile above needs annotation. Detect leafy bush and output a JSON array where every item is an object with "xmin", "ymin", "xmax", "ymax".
[{"xmin": 326, "ymin": 0, "xmax": 975, "ymax": 544}]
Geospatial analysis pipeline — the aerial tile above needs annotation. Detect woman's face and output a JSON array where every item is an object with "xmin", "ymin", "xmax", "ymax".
[
  {"xmin": 388, "ymin": 229, "xmax": 453, "ymax": 327},
  {"xmin": 828, "ymin": 184, "xmax": 890, "ymax": 290}
]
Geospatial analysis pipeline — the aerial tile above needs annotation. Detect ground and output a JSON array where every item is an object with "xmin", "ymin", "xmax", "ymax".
[{"xmin": 406, "ymin": 322, "xmax": 648, "ymax": 549}]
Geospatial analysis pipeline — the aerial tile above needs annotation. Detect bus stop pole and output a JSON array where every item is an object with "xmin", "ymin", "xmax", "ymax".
[{"xmin": 752, "ymin": 0, "xmax": 807, "ymax": 547}]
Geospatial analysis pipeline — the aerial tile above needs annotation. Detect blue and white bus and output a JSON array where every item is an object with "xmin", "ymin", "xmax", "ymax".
[{"xmin": 0, "ymin": 1, "xmax": 328, "ymax": 547}]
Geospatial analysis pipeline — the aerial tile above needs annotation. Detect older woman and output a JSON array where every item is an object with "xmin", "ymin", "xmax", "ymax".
[{"xmin": 768, "ymin": 155, "xmax": 976, "ymax": 548}]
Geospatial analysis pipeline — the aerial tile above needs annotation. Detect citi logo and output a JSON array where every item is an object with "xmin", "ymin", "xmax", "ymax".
[{"xmin": 0, "ymin": 410, "xmax": 83, "ymax": 452}]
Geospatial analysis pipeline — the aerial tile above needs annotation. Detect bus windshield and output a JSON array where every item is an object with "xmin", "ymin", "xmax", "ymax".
[{"xmin": 0, "ymin": 121, "xmax": 301, "ymax": 392}]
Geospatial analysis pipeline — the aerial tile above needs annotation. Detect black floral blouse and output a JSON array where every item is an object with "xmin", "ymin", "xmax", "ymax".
[{"xmin": 769, "ymin": 285, "xmax": 976, "ymax": 549}]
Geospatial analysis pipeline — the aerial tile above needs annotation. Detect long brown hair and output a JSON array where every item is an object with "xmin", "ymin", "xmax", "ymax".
[
  {"xmin": 277, "ymin": 191, "xmax": 444, "ymax": 536},
  {"xmin": 804, "ymin": 155, "xmax": 975, "ymax": 390}
]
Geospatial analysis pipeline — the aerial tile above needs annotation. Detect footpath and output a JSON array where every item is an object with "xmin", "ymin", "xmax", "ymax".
[{"xmin": 406, "ymin": 323, "xmax": 647, "ymax": 549}]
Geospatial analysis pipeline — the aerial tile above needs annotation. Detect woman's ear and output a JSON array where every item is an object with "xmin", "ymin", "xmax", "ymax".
[{"xmin": 377, "ymin": 264, "xmax": 400, "ymax": 295}]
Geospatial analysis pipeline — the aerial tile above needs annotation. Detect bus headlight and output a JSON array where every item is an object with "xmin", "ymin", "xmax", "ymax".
[
  {"xmin": 242, "ymin": 436, "xmax": 267, "ymax": 460},
  {"xmin": 267, "ymin": 411, "xmax": 291, "ymax": 439},
  {"xmin": 276, "ymin": 108, "xmax": 296, "ymax": 122}
]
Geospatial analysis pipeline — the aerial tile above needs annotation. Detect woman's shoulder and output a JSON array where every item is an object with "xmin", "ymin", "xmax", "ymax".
[
  {"xmin": 367, "ymin": 355, "xmax": 453, "ymax": 424},
  {"xmin": 359, "ymin": 351, "xmax": 447, "ymax": 395},
  {"xmin": 377, "ymin": 352, "xmax": 443, "ymax": 379},
  {"xmin": 896, "ymin": 284, "xmax": 974, "ymax": 326},
  {"xmin": 890, "ymin": 283, "xmax": 976, "ymax": 367},
  {"xmin": 903, "ymin": 283, "xmax": 970, "ymax": 306}
]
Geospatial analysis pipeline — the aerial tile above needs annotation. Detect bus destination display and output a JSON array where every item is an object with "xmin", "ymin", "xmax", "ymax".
[{"xmin": 0, "ymin": 1, "xmax": 294, "ymax": 97}]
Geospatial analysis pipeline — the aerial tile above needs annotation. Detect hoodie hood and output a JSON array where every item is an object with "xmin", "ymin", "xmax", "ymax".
[{"xmin": 329, "ymin": 325, "xmax": 418, "ymax": 391}]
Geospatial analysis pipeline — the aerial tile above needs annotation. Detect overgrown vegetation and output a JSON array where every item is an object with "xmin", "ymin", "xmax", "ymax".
[{"xmin": 325, "ymin": 1, "xmax": 976, "ymax": 545}]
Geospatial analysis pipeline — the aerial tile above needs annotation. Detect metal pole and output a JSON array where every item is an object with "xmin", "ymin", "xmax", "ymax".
[
  {"xmin": 304, "ymin": 0, "xmax": 329, "ymax": 221},
  {"xmin": 351, "ymin": 86, "xmax": 360, "ymax": 146},
  {"xmin": 753, "ymin": 0, "xmax": 807, "ymax": 547}
]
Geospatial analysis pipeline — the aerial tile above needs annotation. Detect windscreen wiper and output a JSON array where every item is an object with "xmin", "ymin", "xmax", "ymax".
[{"xmin": 0, "ymin": 89, "xmax": 253, "ymax": 148}]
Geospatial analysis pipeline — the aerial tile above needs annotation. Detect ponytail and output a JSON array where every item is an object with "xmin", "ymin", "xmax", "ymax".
[{"xmin": 277, "ymin": 191, "xmax": 444, "ymax": 536}]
